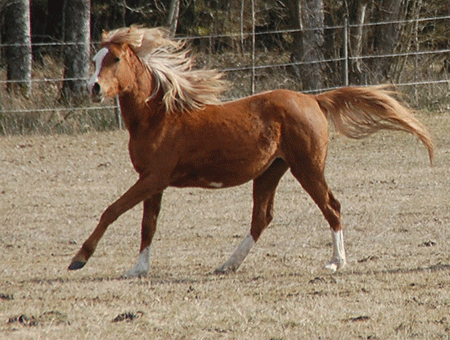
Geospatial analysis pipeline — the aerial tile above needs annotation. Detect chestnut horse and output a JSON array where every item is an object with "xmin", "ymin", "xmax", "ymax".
[{"xmin": 68, "ymin": 26, "xmax": 434, "ymax": 278}]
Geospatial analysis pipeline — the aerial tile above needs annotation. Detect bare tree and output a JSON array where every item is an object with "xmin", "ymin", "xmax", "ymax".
[
  {"xmin": 347, "ymin": 0, "xmax": 370, "ymax": 84},
  {"xmin": 372, "ymin": 0, "xmax": 403, "ymax": 80},
  {"xmin": 2, "ymin": 0, "xmax": 32, "ymax": 96},
  {"xmin": 61, "ymin": 0, "xmax": 90, "ymax": 101},
  {"xmin": 283, "ymin": 0, "xmax": 325, "ymax": 91}
]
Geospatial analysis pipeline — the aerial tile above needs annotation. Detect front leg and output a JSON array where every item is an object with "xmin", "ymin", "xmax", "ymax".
[
  {"xmin": 68, "ymin": 175, "xmax": 165, "ymax": 272},
  {"xmin": 122, "ymin": 193, "xmax": 163, "ymax": 278}
]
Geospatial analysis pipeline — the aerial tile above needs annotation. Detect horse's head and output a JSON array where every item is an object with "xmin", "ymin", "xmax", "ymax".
[
  {"xmin": 88, "ymin": 43, "xmax": 143, "ymax": 102},
  {"xmin": 87, "ymin": 26, "xmax": 227, "ymax": 112}
]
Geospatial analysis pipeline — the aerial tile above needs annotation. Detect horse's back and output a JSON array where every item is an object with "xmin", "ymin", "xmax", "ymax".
[{"xmin": 222, "ymin": 89, "xmax": 327, "ymax": 127}]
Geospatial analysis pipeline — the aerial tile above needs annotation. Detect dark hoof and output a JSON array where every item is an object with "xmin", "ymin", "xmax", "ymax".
[{"xmin": 68, "ymin": 260, "xmax": 86, "ymax": 270}]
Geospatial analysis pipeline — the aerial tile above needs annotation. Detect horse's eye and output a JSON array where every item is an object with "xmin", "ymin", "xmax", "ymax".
[{"xmin": 114, "ymin": 57, "xmax": 120, "ymax": 63}]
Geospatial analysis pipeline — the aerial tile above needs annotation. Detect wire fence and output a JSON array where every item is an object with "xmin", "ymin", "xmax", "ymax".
[{"xmin": 0, "ymin": 15, "xmax": 449, "ymax": 133}]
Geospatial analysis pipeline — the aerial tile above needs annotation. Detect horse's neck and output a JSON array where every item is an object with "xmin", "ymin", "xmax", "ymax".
[
  {"xmin": 118, "ymin": 87, "xmax": 164, "ymax": 134},
  {"xmin": 115, "ymin": 61, "xmax": 165, "ymax": 132}
]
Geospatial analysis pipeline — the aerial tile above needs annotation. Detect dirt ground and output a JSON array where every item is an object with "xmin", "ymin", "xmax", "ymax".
[{"xmin": 1, "ymin": 110, "xmax": 450, "ymax": 339}]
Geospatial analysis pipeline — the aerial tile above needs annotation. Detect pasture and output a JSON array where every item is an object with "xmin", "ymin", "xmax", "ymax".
[{"xmin": 1, "ymin": 110, "xmax": 449, "ymax": 339}]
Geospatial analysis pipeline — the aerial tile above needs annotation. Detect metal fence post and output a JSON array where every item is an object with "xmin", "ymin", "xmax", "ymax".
[
  {"xmin": 343, "ymin": 16, "xmax": 349, "ymax": 87},
  {"xmin": 114, "ymin": 96, "xmax": 122, "ymax": 129}
]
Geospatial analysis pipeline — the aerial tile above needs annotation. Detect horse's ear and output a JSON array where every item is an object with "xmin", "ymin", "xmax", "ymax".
[{"xmin": 101, "ymin": 30, "xmax": 108, "ymax": 41}]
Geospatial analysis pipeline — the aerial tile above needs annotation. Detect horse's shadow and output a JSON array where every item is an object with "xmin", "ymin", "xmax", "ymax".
[{"xmin": 19, "ymin": 262, "xmax": 450, "ymax": 287}]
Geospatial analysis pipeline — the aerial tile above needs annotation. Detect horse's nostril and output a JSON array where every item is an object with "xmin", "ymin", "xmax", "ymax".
[{"xmin": 92, "ymin": 83, "xmax": 101, "ymax": 96}]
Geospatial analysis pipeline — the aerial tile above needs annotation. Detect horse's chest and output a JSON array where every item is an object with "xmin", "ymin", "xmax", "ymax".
[{"xmin": 127, "ymin": 139, "xmax": 159, "ymax": 174}]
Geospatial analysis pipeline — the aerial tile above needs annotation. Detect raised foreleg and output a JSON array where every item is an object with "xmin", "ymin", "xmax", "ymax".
[
  {"xmin": 68, "ymin": 175, "xmax": 166, "ymax": 271},
  {"xmin": 215, "ymin": 159, "xmax": 288, "ymax": 274}
]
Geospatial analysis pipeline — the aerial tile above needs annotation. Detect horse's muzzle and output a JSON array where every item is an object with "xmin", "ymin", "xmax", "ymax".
[{"xmin": 91, "ymin": 82, "xmax": 103, "ymax": 102}]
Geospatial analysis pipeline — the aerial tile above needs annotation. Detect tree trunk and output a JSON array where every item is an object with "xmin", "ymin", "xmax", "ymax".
[
  {"xmin": 284, "ymin": 0, "xmax": 324, "ymax": 91},
  {"xmin": 61, "ymin": 0, "xmax": 90, "ymax": 101},
  {"xmin": 3, "ymin": 0, "xmax": 32, "ymax": 96},
  {"xmin": 348, "ymin": 0, "xmax": 369, "ymax": 84},
  {"xmin": 373, "ymin": 0, "xmax": 403, "ymax": 80}
]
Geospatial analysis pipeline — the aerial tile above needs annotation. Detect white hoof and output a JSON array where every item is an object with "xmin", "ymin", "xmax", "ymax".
[
  {"xmin": 121, "ymin": 267, "xmax": 148, "ymax": 279},
  {"xmin": 324, "ymin": 258, "xmax": 346, "ymax": 273}
]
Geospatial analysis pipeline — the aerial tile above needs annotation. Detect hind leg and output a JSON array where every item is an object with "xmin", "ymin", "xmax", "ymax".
[
  {"xmin": 215, "ymin": 159, "xmax": 289, "ymax": 274},
  {"xmin": 290, "ymin": 159, "xmax": 346, "ymax": 272}
]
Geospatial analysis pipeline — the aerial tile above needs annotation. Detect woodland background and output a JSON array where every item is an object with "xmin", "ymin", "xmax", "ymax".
[{"xmin": 0, "ymin": 0, "xmax": 449, "ymax": 134}]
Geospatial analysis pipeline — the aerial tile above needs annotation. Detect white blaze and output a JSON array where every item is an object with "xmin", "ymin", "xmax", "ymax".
[{"xmin": 88, "ymin": 47, "xmax": 109, "ymax": 89}]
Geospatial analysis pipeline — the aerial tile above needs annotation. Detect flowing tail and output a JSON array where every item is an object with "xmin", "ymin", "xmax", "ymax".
[{"xmin": 315, "ymin": 86, "xmax": 434, "ymax": 164}]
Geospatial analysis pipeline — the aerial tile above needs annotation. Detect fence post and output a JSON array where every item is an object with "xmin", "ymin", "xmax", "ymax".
[
  {"xmin": 114, "ymin": 96, "xmax": 122, "ymax": 129},
  {"xmin": 413, "ymin": 12, "xmax": 420, "ymax": 105},
  {"xmin": 343, "ymin": 16, "xmax": 349, "ymax": 87}
]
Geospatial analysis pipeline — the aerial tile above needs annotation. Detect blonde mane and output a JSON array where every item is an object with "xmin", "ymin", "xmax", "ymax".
[{"xmin": 101, "ymin": 26, "xmax": 228, "ymax": 113}]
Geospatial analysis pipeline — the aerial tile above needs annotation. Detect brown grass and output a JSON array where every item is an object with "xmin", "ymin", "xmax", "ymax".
[{"xmin": 1, "ymin": 112, "xmax": 450, "ymax": 339}]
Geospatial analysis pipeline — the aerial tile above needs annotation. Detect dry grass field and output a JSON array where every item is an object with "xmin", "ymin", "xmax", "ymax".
[{"xmin": 1, "ymin": 110, "xmax": 450, "ymax": 339}]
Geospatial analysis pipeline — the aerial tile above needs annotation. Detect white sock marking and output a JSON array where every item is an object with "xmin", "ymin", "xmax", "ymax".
[
  {"xmin": 324, "ymin": 229, "xmax": 347, "ymax": 272},
  {"xmin": 122, "ymin": 246, "xmax": 151, "ymax": 278},
  {"xmin": 216, "ymin": 234, "xmax": 256, "ymax": 273}
]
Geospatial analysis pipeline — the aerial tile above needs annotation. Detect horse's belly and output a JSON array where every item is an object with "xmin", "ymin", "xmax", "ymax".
[{"xmin": 170, "ymin": 153, "xmax": 282, "ymax": 189}]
